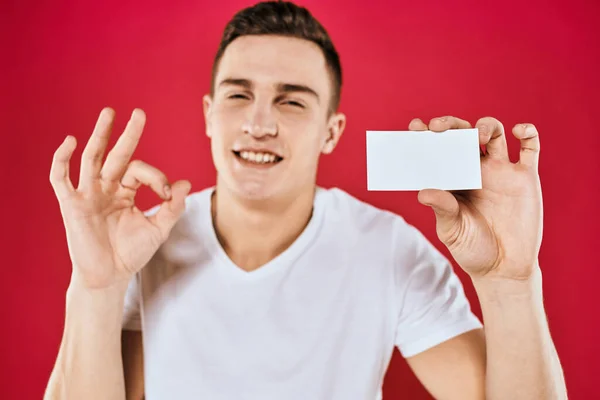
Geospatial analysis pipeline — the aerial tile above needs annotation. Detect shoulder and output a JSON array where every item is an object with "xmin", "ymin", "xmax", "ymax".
[
  {"xmin": 320, "ymin": 187, "xmax": 446, "ymax": 268},
  {"xmin": 319, "ymin": 186, "xmax": 418, "ymax": 242}
]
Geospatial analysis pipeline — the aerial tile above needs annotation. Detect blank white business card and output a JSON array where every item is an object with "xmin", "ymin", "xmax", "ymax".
[{"xmin": 366, "ymin": 129, "xmax": 482, "ymax": 191}]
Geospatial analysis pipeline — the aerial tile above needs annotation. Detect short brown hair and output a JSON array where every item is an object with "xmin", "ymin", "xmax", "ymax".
[{"xmin": 210, "ymin": 1, "xmax": 342, "ymax": 114}]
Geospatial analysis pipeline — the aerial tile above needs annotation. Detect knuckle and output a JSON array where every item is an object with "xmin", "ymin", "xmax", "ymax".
[
  {"xmin": 129, "ymin": 159, "xmax": 144, "ymax": 168},
  {"xmin": 49, "ymin": 170, "xmax": 62, "ymax": 186},
  {"xmin": 160, "ymin": 206, "xmax": 176, "ymax": 223},
  {"xmin": 483, "ymin": 116, "xmax": 503, "ymax": 131},
  {"xmin": 457, "ymin": 117, "xmax": 472, "ymax": 127},
  {"xmin": 148, "ymin": 165, "xmax": 166, "ymax": 180},
  {"xmin": 82, "ymin": 152, "xmax": 100, "ymax": 162},
  {"xmin": 81, "ymin": 147, "xmax": 99, "ymax": 158},
  {"xmin": 155, "ymin": 172, "xmax": 168, "ymax": 185},
  {"xmin": 494, "ymin": 119, "xmax": 504, "ymax": 131}
]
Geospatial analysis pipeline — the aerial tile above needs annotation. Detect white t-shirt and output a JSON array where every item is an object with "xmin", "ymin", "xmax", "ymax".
[{"xmin": 123, "ymin": 187, "xmax": 482, "ymax": 400}]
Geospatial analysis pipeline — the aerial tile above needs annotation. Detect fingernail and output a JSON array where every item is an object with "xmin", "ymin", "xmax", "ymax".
[{"xmin": 164, "ymin": 184, "xmax": 172, "ymax": 198}]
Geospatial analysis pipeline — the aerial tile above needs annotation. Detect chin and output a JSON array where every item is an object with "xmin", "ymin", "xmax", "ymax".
[
  {"xmin": 216, "ymin": 168, "xmax": 284, "ymax": 202},
  {"xmin": 214, "ymin": 153, "xmax": 283, "ymax": 202},
  {"xmin": 232, "ymin": 180, "xmax": 279, "ymax": 201}
]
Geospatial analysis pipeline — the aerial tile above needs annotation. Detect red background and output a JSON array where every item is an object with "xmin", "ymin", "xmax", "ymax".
[{"xmin": 2, "ymin": 0, "xmax": 599, "ymax": 398}]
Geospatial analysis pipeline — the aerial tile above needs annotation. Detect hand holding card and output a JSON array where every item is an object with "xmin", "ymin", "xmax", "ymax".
[{"xmin": 368, "ymin": 116, "xmax": 543, "ymax": 283}]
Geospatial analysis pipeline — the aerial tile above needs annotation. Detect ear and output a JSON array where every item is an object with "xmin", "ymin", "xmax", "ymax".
[
  {"xmin": 321, "ymin": 112, "xmax": 346, "ymax": 154},
  {"xmin": 202, "ymin": 94, "xmax": 213, "ymax": 138}
]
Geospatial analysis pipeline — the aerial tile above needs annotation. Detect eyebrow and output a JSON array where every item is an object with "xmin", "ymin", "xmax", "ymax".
[{"xmin": 218, "ymin": 78, "xmax": 320, "ymax": 103}]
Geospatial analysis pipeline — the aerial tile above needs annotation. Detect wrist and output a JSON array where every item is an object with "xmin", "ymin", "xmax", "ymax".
[
  {"xmin": 67, "ymin": 269, "xmax": 129, "ymax": 307},
  {"xmin": 472, "ymin": 263, "xmax": 543, "ymax": 304},
  {"xmin": 68, "ymin": 267, "xmax": 130, "ymax": 293}
]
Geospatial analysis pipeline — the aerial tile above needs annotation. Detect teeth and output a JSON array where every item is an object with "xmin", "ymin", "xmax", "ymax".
[{"xmin": 238, "ymin": 151, "xmax": 278, "ymax": 164}]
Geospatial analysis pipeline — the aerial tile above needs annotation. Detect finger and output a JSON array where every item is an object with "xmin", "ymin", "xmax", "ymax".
[
  {"xmin": 120, "ymin": 160, "xmax": 171, "ymax": 200},
  {"xmin": 79, "ymin": 107, "xmax": 115, "ymax": 189},
  {"xmin": 513, "ymin": 123, "xmax": 540, "ymax": 169},
  {"xmin": 475, "ymin": 117, "xmax": 509, "ymax": 160},
  {"xmin": 148, "ymin": 180, "xmax": 192, "ymax": 240},
  {"xmin": 417, "ymin": 189, "xmax": 460, "ymax": 241},
  {"xmin": 408, "ymin": 118, "xmax": 428, "ymax": 131},
  {"xmin": 428, "ymin": 116, "xmax": 472, "ymax": 132},
  {"xmin": 50, "ymin": 135, "xmax": 77, "ymax": 200},
  {"xmin": 101, "ymin": 108, "xmax": 146, "ymax": 182},
  {"xmin": 418, "ymin": 189, "xmax": 460, "ymax": 218}
]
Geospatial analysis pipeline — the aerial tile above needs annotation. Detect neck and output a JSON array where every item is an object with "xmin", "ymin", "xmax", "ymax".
[{"xmin": 211, "ymin": 182, "xmax": 316, "ymax": 272}]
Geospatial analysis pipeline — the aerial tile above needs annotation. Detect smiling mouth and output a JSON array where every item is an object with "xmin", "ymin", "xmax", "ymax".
[{"xmin": 232, "ymin": 150, "xmax": 283, "ymax": 165}]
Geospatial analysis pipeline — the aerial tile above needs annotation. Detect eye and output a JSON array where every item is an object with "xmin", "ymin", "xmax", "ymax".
[
  {"xmin": 227, "ymin": 94, "xmax": 249, "ymax": 100},
  {"xmin": 282, "ymin": 100, "xmax": 305, "ymax": 108}
]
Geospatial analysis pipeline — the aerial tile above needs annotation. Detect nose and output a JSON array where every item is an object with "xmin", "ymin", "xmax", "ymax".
[{"xmin": 242, "ymin": 102, "xmax": 278, "ymax": 138}]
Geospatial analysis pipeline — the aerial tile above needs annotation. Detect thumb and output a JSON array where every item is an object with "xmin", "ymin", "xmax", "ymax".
[
  {"xmin": 418, "ymin": 189, "xmax": 461, "ymax": 237},
  {"xmin": 149, "ymin": 179, "xmax": 192, "ymax": 240}
]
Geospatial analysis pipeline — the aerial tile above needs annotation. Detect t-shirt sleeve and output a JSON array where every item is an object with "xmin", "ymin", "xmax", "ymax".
[
  {"xmin": 122, "ymin": 273, "xmax": 142, "ymax": 331},
  {"xmin": 393, "ymin": 224, "xmax": 482, "ymax": 358}
]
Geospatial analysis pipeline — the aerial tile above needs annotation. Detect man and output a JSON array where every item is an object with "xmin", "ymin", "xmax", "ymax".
[{"xmin": 45, "ymin": 1, "xmax": 567, "ymax": 399}]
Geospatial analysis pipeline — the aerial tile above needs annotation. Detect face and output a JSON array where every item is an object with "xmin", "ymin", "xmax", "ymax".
[{"xmin": 203, "ymin": 35, "xmax": 346, "ymax": 202}]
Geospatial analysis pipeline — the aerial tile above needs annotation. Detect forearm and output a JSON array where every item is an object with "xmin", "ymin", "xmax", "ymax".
[
  {"xmin": 44, "ymin": 272, "xmax": 128, "ymax": 400},
  {"xmin": 473, "ymin": 265, "xmax": 567, "ymax": 400}
]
